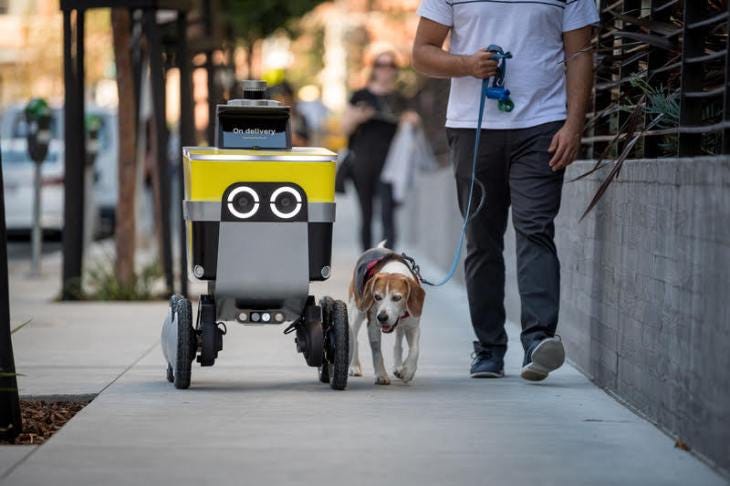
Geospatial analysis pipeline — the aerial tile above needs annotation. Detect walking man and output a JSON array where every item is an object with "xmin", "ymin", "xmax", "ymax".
[{"xmin": 412, "ymin": 0, "xmax": 598, "ymax": 380}]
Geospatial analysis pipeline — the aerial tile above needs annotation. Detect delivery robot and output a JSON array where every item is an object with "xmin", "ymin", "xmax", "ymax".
[{"xmin": 162, "ymin": 80, "xmax": 348, "ymax": 390}]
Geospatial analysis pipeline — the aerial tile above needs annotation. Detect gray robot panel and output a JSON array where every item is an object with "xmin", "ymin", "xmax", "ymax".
[{"xmin": 214, "ymin": 221, "xmax": 310, "ymax": 309}]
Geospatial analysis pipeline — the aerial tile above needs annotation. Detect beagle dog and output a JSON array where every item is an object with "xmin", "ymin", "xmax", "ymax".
[{"xmin": 348, "ymin": 244, "xmax": 426, "ymax": 385}]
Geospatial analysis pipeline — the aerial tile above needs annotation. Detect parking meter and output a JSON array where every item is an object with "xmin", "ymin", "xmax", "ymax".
[
  {"xmin": 25, "ymin": 98, "xmax": 52, "ymax": 164},
  {"xmin": 83, "ymin": 114, "xmax": 103, "ymax": 247},
  {"xmin": 85, "ymin": 114, "xmax": 102, "ymax": 167},
  {"xmin": 25, "ymin": 98, "xmax": 52, "ymax": 277}
]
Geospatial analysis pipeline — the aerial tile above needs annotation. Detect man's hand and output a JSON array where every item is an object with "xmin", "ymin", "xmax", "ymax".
[
  {"xmin": 400, "ymin": 110, "xmax": 421, "ymax": 126},
  {"xmin": 548, "ymin": 122, "xmax": 583, "ymax": 172},
  {"xmin": 464, "ymin": 50, "xmax": 498, "ymax": 79},
  {"xmin": 342, "ymin": 102, "xmax": 376, "ymax": 136},
  {"xmin": 353, "ymin": 103, "xmax": 376, "ymax": 124}
]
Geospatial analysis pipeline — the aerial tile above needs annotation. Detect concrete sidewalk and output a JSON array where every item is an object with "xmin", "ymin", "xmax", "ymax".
[
  {"xmin": 1, "ymin": 195, "xmax": 726, "ymax": 485},
  {"xmin": 7, "ymin": 244, "xmax": 167, "ymax": 397}
]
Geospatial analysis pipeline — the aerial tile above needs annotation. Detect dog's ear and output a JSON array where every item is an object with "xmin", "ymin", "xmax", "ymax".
[
  {"xmin": 358, "ymin": 275, "xmax": 379, "ymax": 312},
  {"xmin": 406, "ymin": 279, "xmax": 426, "ymax": 318}
]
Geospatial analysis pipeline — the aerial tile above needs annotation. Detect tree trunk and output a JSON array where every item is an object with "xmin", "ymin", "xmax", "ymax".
[
  {"xmin": 246, "ymin": 41, "xmax": 255, "ymax": 79},
  {"xmin": 112, "ymin": 8, "xmax": 137, "ymax": 287}
]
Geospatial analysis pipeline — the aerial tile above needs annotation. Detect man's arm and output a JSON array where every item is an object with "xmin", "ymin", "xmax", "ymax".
[
  {"xmin": 412, "ymin": 17, "xmax": 497, "ymax": 79},
  {"xmin": 548, "ymin": 26, "xmax": 594, "ymax": 172}
]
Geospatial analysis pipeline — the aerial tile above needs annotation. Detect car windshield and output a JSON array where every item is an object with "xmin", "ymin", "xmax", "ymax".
[
  {"xmin": 94, "ymin": 115, "xmax": 113, "ymax": 151},
  {"xmin": 6, "ymin": 110, "xmax": 113, "ymax": 152},
  {"xmin": 10, "ymin": 111, "xmax": 62, "ymax": 140},
  {"xmin": 1, "ymin": 149, "xmax": 59, "ymax": 165}
]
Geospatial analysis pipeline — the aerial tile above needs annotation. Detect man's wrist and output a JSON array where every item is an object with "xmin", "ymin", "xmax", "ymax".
[
  {"xmin": 455, "ymin": 55, "xmax": 470, "ymax": 77},
  {"xmin": 563, "ymin": 117, "xmax": 585, "ymax": 133}
]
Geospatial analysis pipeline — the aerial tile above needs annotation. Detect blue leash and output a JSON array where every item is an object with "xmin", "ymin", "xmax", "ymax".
[{"xmin": 415, "ymin": 45, "xmax": 513, "ymax": 287}]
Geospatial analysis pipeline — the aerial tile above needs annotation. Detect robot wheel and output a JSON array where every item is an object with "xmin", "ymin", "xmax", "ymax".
[
  {"xmin": 197, "ymin": 295, "xmax": 225, "ymax": 367},
  {"xmin": 170, "ymin": 295, "xmax": 195, "ymax": 389},
  {"xmin": 319, "ymin": 297, "xmax": 349, "ymax": 390},
  {"xmin": 296, "ymin": 299, "xmax": 324, "ymax": 368}
]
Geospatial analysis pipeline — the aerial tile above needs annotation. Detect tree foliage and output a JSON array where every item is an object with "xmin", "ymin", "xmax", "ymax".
[{"xmin": 223, "ymin": 0, "xmax": 327, "ymax": 47}]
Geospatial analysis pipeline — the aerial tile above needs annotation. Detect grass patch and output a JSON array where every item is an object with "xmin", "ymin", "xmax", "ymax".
[{"xmin": 61, "ymin": 258, "xmax": 165, "ymax": 301}]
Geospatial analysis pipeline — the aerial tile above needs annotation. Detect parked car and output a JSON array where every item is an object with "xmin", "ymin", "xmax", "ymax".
[
  {"xmin": 2, "ymin": 138, "xmax": 65, "ymax": 234},
  {"xmin": 0, "ymin": 103, "xmax": 118, "ymax": 236}
]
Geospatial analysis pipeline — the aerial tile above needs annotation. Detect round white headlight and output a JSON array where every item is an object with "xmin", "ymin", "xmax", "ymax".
[
  {"xmin": 227, "ymin": 186, "xmax": 260, "ymax": 219},
  {"xmin": 269, "ymin": 186, "xmax": 302, "ymax": 219}
]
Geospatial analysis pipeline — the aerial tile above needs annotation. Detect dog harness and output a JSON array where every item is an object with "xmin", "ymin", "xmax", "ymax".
[
  {"xmin": 354, "ymin": 248, "xmax": 422, "ymax": 330},
  {"xmin": 354, "ymin": 248, "xmax": 406, "ymax": 301}
]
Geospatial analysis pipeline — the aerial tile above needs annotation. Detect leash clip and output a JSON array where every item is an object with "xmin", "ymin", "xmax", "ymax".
[
  {"xmin": 485, "ymin": 45, "xmax": 514, "ymax": 112},
  {"xmin": 399, "ymin": 252, "xmax": 435, "ymax": 287}
]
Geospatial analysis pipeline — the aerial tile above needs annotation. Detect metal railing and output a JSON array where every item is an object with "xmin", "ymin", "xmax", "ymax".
[{"xmin": 586, "ymin": 0, "xmax": 730, "ymax": 159}]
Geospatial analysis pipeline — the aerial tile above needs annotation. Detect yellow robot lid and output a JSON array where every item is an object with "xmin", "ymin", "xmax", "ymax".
[
  {"xmin": 183, "ymin": 146, "xmax": 337, "ymax": 203},
  {"xmin": 183, "ymin": 146, "xmax": 336, "ymax": 162}
]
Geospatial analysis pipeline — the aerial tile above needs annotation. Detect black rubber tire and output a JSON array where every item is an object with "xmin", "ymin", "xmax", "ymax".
[
  {"xmin": 298, "ymin": 299, "xmax": 324, "ymax": 368},
  {"xmin": 173, "ymin": 297, "xmax": 194, "ymax": 389},
  {"xmin": 165, "ymin": 295, "xmax": 182, "ymax": 383},
  {"xmin": 301, "ymin": 320, "xmax": 324, "ymax": 367},
  {"xmin": 318, "ymin": 363, "xmax": 331, "ymax": 383},
  {"xmin": 318, "ymin": 296, "xmax": 334, "ymax": 383},
  {"xmin": 329, "ymin": 300, "xmax": 349, "ymax": 390},
  {"xmin": 198, "ymin": 295, "xmax": 220, "ymax": 367}
]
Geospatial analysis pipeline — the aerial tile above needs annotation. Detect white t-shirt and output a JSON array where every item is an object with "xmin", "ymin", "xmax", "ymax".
[{"xmin": 417, "ymin": 0, "xmax": 599, "ymax": 130}]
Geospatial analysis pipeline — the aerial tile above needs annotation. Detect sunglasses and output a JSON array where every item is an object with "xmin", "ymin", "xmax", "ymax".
[{"xmin": 374, "ymin": 62, "xmax": 397, "ymax": 69}]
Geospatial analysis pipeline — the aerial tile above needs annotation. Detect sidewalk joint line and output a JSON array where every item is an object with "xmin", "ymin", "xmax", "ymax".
[
  {"xmin": 0, "ymin": 340, "xmax": 159, "ymax": 481},
  {"xmin": 10, "ymin": 319, "xmax": 33, "ymax": 334}
]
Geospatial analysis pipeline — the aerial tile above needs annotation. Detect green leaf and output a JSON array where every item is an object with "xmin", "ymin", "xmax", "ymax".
[{"xmin": 223, "ymin": 0, "xmax": 326, "ymax": 45}]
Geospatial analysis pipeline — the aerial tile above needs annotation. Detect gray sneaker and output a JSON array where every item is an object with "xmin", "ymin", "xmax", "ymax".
[
  {"xmin": 521, "ymin": 336, "xmax": 565, "ymax": 381},
  {"xmin": 470, "ymin": 342, "xmax": 505, "ymax": 378}
]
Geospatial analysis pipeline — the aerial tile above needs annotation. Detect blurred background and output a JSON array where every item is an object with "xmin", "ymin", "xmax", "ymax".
[
  {"xmin": 0, "ymin": 2, "xmax": 729, "ymax": 477},
  {"xmin": 0, "ymin": 0, "xmax": 449, "ymax": 299}
]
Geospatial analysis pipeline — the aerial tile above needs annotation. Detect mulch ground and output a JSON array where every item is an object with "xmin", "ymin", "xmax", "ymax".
[{"xmin": 0, "ymin": 399, "xmax": 90, "ymax": 445}]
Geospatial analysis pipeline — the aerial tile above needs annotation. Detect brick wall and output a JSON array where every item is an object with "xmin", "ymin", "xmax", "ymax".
[{"xmin": 402, "ymin": 156, "xmax": 730, "ymax": 475}]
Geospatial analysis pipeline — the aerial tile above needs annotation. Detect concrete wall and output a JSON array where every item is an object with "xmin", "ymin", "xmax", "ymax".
[{"xmin": 402, "ymin": 157, "xmax": 730, "ymax": 476}]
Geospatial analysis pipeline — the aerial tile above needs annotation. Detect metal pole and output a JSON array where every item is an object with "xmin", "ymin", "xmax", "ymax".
[
  {"xmin": 203, "ymin": 0, "xmax": 216, "ymax": 146},
  {"xmin": 645, "ymin": 0, "xmax": 673, "ymax": 158},
  {"xmin": 617, "ymin": 0, "xmax": 642, "ymax": 156},
  {"xmin": 591, "ymin": 0, "xmax": 612, "ymax": 159},
  {"xmin": 144, "ymin": 10, "xmax": 174, "ymax": 296},
  {"xmin": 679, "ymin": 1, "xmax": 705, "ymax": 156},
  {"xmin": 177, "ymin": 10, "xmax": 192, "ymax": 297},
  {"xmin": 30, "ymin": 162, "xmax": 42, "ymax": 276},
  {"xmin": 0, "ymin": 140, "xmax": 23, "ymax": 442},
  {"xmin": 206, "ymin": 53, "xmax": 216, "ymax": 146},
  {"xmin": 723, "ymin": 0, "xmax": 730, "ymax": 153},
  {"xmin": 61, "ymin": 8, "xmax": 86, "ymax": 299}
]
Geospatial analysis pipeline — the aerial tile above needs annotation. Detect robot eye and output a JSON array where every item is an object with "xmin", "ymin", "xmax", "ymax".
[
  {"xmin": 227, "ymin": 186, "xmax": 260, "ymax": 219},
  {"xmin": 270, "ymin": 186, "xmax": 302, "ymax": 219}
]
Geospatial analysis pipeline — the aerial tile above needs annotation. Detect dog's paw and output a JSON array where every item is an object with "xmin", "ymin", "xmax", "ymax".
[
  {"xmin": 396, "ymin": 365, "xmax": 416, "ymax": 383},
  {"xmin": 375, "ymin": 375, "xmax": 391, "ymax": 385},
  {"xmin": 349, "ymin": 365, "xmax": 362, "ymax": 377}
]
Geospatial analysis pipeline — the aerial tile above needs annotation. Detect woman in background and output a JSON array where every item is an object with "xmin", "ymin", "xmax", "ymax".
[
  {"xmin": 342, "ymin": 50, "xmax": 419, "ymax": 251},
  {"xmin": 269, "ymin": 81, "xmax": 311, "ymax": 147}
]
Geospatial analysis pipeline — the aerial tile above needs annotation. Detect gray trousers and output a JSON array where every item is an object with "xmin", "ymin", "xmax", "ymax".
[{"xmin": 447, "ymin": 121, "xmax": 565, "ymax": 353}]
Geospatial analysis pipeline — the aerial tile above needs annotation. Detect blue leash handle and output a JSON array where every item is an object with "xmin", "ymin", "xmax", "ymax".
[{"xmin": 420, "ymin": 46, "xmax": 512, "ymax": 287}]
